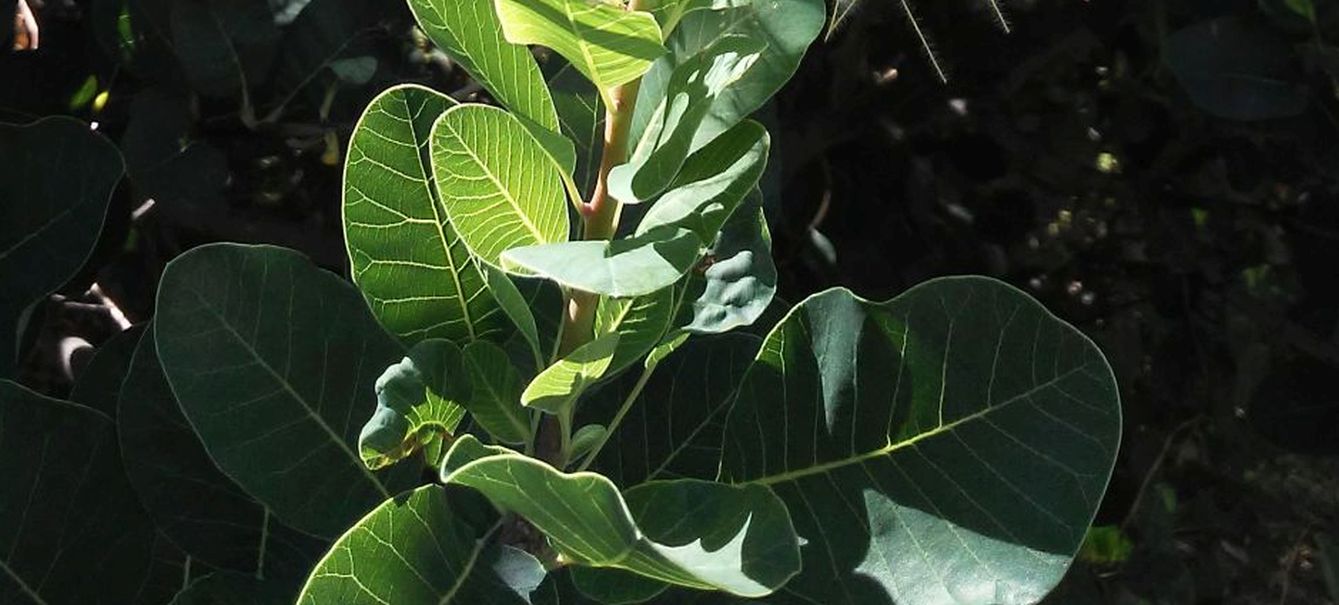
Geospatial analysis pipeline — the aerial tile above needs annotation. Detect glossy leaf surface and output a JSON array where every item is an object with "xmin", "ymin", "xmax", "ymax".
[
  {"xmin": 722, "ymin": 278, "xmax": 1122, "ymax": 604},
  {"xmin": 155, "ymin": 243, "xmax": 418, "ymax": 539}
]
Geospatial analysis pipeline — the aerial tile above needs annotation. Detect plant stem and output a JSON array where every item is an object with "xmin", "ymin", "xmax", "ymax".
[
  {"xmin": 538, "ymin": 7, "xmax": 647, "ymax": 467},
  {"xmin": 577, "ymin": 364, "xmax": 654, "ymax": 471}
]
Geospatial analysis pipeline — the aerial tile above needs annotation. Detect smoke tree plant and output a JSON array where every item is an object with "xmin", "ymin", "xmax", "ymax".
[{"xmin": 0, "ymin": 0, "xmax": 1121, "ymax": 603}]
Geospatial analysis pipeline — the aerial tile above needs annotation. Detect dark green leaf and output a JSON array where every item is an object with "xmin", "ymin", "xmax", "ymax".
[
  {"xmin": 1165, "ymin": 17, "xmax": 1308, "ymax": 120},
  {"xmin": 155, "ymin": 243, "xmax": 419, "ymax": 539},
  {"xmin": 549, "ymin": 63, "xmax": 606, "ymax": 198},
  {"xmin": 722, "ymin": 278, "xmax": 1122, "ymax": 603},
  {"xmin": 296, "ymin": 485, "xmax": 546, "ymax": 604},
  {"xmin": 682, "ymin": 191, "xmax": 775, "ymax": 334},
  {"xmin": 634, "ymin": 120, "xmax": 768, "ymax": 242},
  {"xmin": 70, "ymin": 325, "xmax": 145, "ymax": 417},
  {"xmin": 462, "ymin": 340, "xmax": 531, "ymax": 445},
  {"xmin": 119, "ymin": 328, "xmax": 325, "ymax": 578},
  {"xmin": 0, "ymin": 117, "xmax": 122, "ymax": 378},
  {"xmin": 345, "ymin": 84, "xmax": 509, "ymax": 345},
  {"xmin": 120, "ymin": 89, "xmax": 229, "ymax": 211},
  {"xmin": 170, "ymin": 0, "xmax": 279, "ymax": 99},
  {"xmin": 169, "ymin": 572, "xmax": 293, "ymax": 605},
  {"xmin": 582, "ymin": 333, "xmax": 758, "ymax": 485},
  {"xmin": 0, "ymin": 380, "xmax": 177, "ymax": 604}
]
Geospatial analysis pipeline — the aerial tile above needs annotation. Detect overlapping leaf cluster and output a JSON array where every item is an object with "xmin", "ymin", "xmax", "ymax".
[{"xmin": 0, "ymin": 0, "xmax": 1122, "ymax": 603}]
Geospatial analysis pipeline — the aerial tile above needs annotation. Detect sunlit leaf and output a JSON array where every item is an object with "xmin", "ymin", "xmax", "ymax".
[
  {"xmin": 443, "ymin": 452, "xmax": 800, "ymax": 597},
  {"xmin": 496, "ymin": 0, "xmax": 665, "ymax": 102},
  {"xmin": 721, "ymin": 278, "xmax": 1122, "ymax": 603},
  {"xmin": 345, "ymin": 85, "xmax": 509, "ymax": 345},
  {"xmin": 431, "ymin": 104, "xmax": 570, "ymax": 266}
]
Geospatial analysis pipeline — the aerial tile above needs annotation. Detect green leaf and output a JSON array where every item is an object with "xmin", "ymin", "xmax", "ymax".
[
  {"xmin": 568, "ymin": 424, "xmax": 608, "ymax": 462},
  {"xmin": 345, "ymin": 84, "xmax": 509, "ymax": 345},
  {"xmin": 682, "ymin": 191, "xmax": 775, "ymax": 334},
  {"xmin": 431, "ymin": 104, "xmax": 571, "ymax": 266},
  {"xmin": 484, "ymin": 265, "xmax": 545, "ymax": 368},
  {"xmin": 0, "ymin": 380, "xmax": 179, "ymax": 604},
  {"xmin": 119, "ymin": 328, "xmax": 325, "ymax": 578},
  {"xmin": 155, "ymin": 243, "xmax": 419, "ymax": 539},
  {"xmin": 1165, "ymin": 17, "xmax": 1308, "ymax": 121},
  {"xmin": 608, "ymin": 35, "xmax": 764, "ymax": 204},
  {"xmin": 121, "ymin": 89, "xmax": 229, "ymax": 211},
  {"xmin": 296, "ymin": 485, "xmax": 546, "ymax": 604},
  {"xmin": 70, "ymin": 325, "xmax": 145, "ymax": 417},
  {"xmin": 170, "ymin": 0, "xmax": 279, "ymax": 99},
  {"xmin": 444, "ymin": 454, "xmax": 800, "ymax": 597},
  {"xmin": 634, "ymin": 120, "xmax": 768, "ymax": 241},
  {"xmin": 0, "ymin": 117, "xmax": 122, "ymax": 378},
  {"xmin": 581, "ymin": 333, "xmax": 758, "ymax": 485},
  {"xmin": 522, "ymin": 332, "xmax": 620, "ymax": 414},
  {"xmin": 721, "ymin": 278, "xmax": 1122, "ymax": 603},
  {"xmin": 642, "ymin": 0, "xmax": 723, "ymax": 37},
  {"xmin": 359, "ymin": 339, "xmax": 469, "ymax": 470},
  {"xmin": 496, "ymin": 0, "xmax": 666, "ymax": 102},
  {"xmin": 594, "ymin": 286, "xmax": 678, "ymax": 377},
  {"xmin": 634, "ymin": 0, "xmax": 823, "ymax": 151},
  {"xmin": 461, "ymin": 340, "xmax": 531, "ymax": 445},
  {"xmin": 549, "ymin": 63, "xmax": 606, "ymax": 198},
  {"xmin": 169, "ymin": 572, "xmax": 293, "ymax": 605},
  {"xmin": 501, "ymin": 226, "xmax": 702, "ymax": 297},
  {"xmin": 439, "ymin": 434, "xmax": 518, "ymax": 476},
  {"xmin": 407, "ymin": 0, "xmax": 559, "ymax": 131}
]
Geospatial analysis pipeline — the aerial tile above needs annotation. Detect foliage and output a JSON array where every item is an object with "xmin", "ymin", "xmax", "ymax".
[{"xmin": 0, "ymin": 0, "xmax": 1127, "ymax": 603}]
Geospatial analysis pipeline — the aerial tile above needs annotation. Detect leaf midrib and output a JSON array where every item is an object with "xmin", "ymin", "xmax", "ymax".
[
  {"xmin": 187, "ymin": 288, "xmax": 390, "ymax": 499},
  {"xmin": 440, "ymin": 117, "xmax": 549, "ymax": 246},
  {"xmin": 0, "ymin": 554, "xmax": 48, "ymax": 605},
  {"xmin": 748, "ymin": 365, "xmax": 1091, "ymax": 487}
]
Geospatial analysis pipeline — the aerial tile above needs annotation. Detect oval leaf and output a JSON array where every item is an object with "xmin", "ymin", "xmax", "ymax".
[
  {"xmin": 1165, "ymin": 17, "xmax": 1308, "ymax": 121},
  {"xmin": 0, "ymin": 117, "xmax": 122, "ymax": 378},
  {"xmin": 297, "ymin": 485, "xmax": 546, "ymax": 604},
  {"xmin": 634, "ymin": 120, "xmax": 768, "ymax": 241},
  {"xmin": 522, "ymin": 332, "xmax": 620, "ymax": 414},
  {"xmin": 155, "ymin": 243, "xmax": 419, "ymax": 539},
  {"xmin": 345, "ymin": 84, "xmax": 509, "ymax": 345},
  {"xmin": 496, "ymin": 0, "xmax": 665, "ymax": 101},
  {"xmin": 0, "ymin": 380, "xmax": 177, "ymax": 604},
  {"xmin": 407, "ymin": 0, "xmax": 559, "ymax": 131},
  {"xmin": 431, "ymin": 104, "xmax": 570, "ymax": 266},
  {"xmin": 443, "ymin": 453, "xmax": 800, "ymax": 597},
  {"xmin": 722, "ymin": 277, "xmax": 1122, "ymax": 604},
  {"xmin": 461, "ymin": 340, "xmax": 531, "ymax": 445},
  {"xmin": 119, "ymin": 328, "xmax": 325, "ymax": 577},
  {"xmin": 501, "ymin": 226, "xmax": 702, "ymax": 298}
]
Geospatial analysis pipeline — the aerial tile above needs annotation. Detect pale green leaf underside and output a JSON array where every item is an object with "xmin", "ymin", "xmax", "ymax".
[
  {"xmin": 298, "ymin": 485, "xmax": 545, "ymax": 604},
  {"xmin": 723, "ymin": 277, "xmax": 1122, "ymax": 604},
  {"xmin": 522, "ymin": 332, "xmax": 620, "ymax": 414},
  {"xmin": 594, "ymin": 287, "xmax": 678, "ymax": 378},
  {"xmin": 407, "ymin": 0, "xmax": 559, "ymax": 131},
  {"xmin": 635, "ymin": 120, "xmax": 769, "ymax": 241},
  {"xmin": 155, "ymin": 243, "xmax": 419, "ymax": 539},
  {"xmin": 635, "ymin": 0, "xmax": 823, "ymax": 152},
  {"xmin": 431, "ymin": 103, "xmax": 570, "ymax": 267},
  {"xmin": 359, "ymin": 339, "xmax": 469, "ymax": 470},
  {"xmin": 501, "ymin": 227, "xmax": 702, "ymax": 298},
  {"xmin": 608, "ymin": 34, "xmax": 764, "ymax": 205},
  {"xmin": 496, "ymin": 0, "xmax": 666, "ymax": 100},
  {"xmin": 344, "ymin": 84, "xmax": 507, "ymax": 345},
  {"xmin": 443, "ymin": 452, "xmax": 800, "ymax": 597},
  {"xmin": 684, "ymin": 190, "xmax": 776, "ymax": 334}
]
